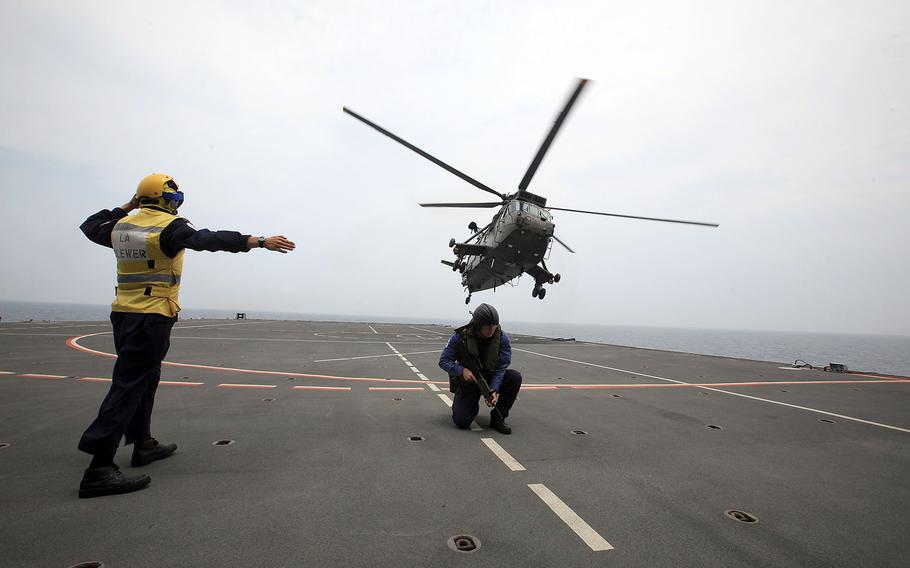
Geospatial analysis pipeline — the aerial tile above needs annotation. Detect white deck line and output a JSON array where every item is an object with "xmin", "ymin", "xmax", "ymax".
[
  {"xmin": 409, "ymin": 326, "xmax": 447, "ymax": 335},
  {"xmin": 416, "ymin": 373, "xmax": 429, "ymax": 380},
  {"xmin": 313, "ymin": 352, "xmax": 401, "ymax": 363},
  {"xmin": 437, "ymin": 393, "xmax": 453, "ymax": 407},
  {"xmin": 481, "ymin": 438, "xmax": 526, "ymax": 471},
  {"xmin": 368, "ymin": 325, "xmax": 378, "ymax": 334},
  {"xmin": 528, "ymin": 484, "xmax": 614, "ymax": 551},
  {"xmin": 313, "ymin": 350, "xmax": 439, "ymax": 363},
  {"xmin": 427, "ymin": 383, "xmax": 441, "ymax": 392},
  {"xmin": 516, "ymin": 348, "xmax": 910, "ymax": 434}
]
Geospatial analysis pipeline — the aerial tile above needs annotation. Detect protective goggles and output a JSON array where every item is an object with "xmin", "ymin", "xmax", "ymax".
[{"xmin": 163, "ymin": 190, "xmax": 184, "ymax": 205}]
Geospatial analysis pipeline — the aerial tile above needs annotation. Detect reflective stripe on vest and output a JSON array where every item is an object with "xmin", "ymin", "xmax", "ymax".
[
  {"xmin": 117, "ymin": 274, "xmax": 181, "ymax": 284},
  {"xmin": 111, "ymin": 208, "xmax": 185, "ymax": 317}
]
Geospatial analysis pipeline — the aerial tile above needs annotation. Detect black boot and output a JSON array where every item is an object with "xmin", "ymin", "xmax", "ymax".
[
  {"xmin": 79, "ymin": 464, "xmax": 150, "ymax": 498},
  {"xmin": 131, "ymin": 438, "xmax": 177, "ymax": 467},
  {"xmin": 490, "ymin": 411, "xmax": 512, "ymax": 435}
]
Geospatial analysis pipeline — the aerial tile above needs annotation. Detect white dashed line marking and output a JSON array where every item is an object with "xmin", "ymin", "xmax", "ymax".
[
  {"xmin": 481, "ymin": 438, "xmax": 526, "ymax": 471},
  {"xmin": 528, "ymin": 484, "xmax": 614, "ymax": 551}
]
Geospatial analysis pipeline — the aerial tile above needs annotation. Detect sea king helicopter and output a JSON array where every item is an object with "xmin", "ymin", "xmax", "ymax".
[{"xmin": 343, "ymin": 79, "xmax": 718, "ymax": 304}]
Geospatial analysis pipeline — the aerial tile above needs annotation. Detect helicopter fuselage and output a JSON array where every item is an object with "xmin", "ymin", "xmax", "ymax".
[{"xmin": 460, "ymin": 199, "xmax": 555, "ymax": 293}]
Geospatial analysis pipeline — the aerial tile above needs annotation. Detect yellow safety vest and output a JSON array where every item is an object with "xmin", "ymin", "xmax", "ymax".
[{"xmin": 111, "ymin": 208, "xmax": 185, "ymax": 317}]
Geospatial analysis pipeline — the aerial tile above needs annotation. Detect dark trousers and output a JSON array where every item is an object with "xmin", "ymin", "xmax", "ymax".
[
  {"xmin": 78, "ymin": 312, "xmax": 175, "ymax": 457},
  {"xmin": 452, "ymin": 369, "xmax": 522, "ymax": 428}
]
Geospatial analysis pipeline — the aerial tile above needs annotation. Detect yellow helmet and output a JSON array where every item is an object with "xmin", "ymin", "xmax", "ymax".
[{"xmin": 136, "ymin": 173, "xmax": 184, "ymax": 213}]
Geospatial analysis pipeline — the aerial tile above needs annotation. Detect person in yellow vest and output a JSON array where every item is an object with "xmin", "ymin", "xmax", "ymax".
[{"xmin": 77, "ymin": 173, "xmax": 295, "ymax": 498}]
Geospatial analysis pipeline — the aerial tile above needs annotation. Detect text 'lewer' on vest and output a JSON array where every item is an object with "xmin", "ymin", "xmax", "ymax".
[{"xmin": 111, "ymin": 208, "xmax": 185, "ymax": 317}]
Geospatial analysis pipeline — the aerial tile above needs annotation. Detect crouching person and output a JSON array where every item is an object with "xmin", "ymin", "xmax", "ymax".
[{"xmin": 438, "ymin": 303, "xmax": 522, "ymax": 434}]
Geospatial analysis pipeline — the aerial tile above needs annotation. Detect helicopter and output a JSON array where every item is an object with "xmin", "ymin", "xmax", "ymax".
[{"xmin": 343, "ymin": 78, "xmax": 718, "ymax": 304}]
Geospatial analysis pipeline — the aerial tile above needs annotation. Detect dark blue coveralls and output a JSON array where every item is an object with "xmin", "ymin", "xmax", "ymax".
[{"xmin": 77, "ymin": 207, "xmax": 251, "ymax": 460}]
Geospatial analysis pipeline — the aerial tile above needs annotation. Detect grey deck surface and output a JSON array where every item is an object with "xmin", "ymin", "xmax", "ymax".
[{"xmin": 1, "ymin": 319, "xmax": 908, "ymax": 568}]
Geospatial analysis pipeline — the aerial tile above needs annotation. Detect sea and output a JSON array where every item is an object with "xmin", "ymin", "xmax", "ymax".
[{"xmin": 1, "ymin": 301, "xmax": 908, "ymax": 377}]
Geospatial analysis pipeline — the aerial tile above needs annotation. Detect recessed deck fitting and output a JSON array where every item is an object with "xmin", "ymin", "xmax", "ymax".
[
  {"xmin": 0, "ymin": 442, "xmax": 10, "ymax": 449},
  {"xmin": 818, "ymin": 418, "xmax": 836, "ymax": 424},
  {"xmin": 447, "ymin": 534, "xmax": 481, "ymax": 553},
  {"xmin": 408, "ymin": 436, "xmax": 424, "ymax": 442},
  {"xmin": 706, "ymin": 424, "xmax": 723, "ymax": 430},
  {"xmin": 570, "ymin": 429, "xmax": 588, "ymax": 435},
  {"xmin": 212, "ymin": 439, "xmax": 235, "ymax": 446},
  {"xmin": 611, "ymin": 394, "xmax": 621, "ymax": 398},
  {"xmin": 262, "ymin": 398, "xmax": 275, "ymax": 402},
  {"xmin": 725, "ymin": 510, "xmax": 758, "ymax": 523},
  {"xmin": 67, "ymin": 562, "xmax": 104, "ymax": 568}
]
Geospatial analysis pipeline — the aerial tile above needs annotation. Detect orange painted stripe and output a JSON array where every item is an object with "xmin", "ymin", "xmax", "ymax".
[
  {"xmin": 292, "ymin": 386, "xmax": 351, "ymax": 391},
  {"xmin": 522, "ymin": 386, "xmax": 560, "ymax": 390},
  {"xmin": 78, "ymin": 377, "xmax": 112, "ymax": 383},
  {"xmin": 568, "ymin": 379, "xmax": 910, "ymax": 390},
  {"xmin": 19, "ymin": 373, "xmax": 68, "ymax": 379},
  {"xmin": 217, "ymin": 383, "xmax": 277, "ymax": 389},
  {"xmin": 67, "ymin": 333, "xmax": 427, "ymax": 384},
  {"xmin": 848, "ymin": 372, "xmax": 908, "ymax": 380},
  {"xmin": 160, "ymin": 381, "xmax": 204, "ymax": 386}
]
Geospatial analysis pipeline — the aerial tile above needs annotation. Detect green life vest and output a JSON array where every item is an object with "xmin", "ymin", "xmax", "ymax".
[{"xmin": 456, "ymin": 323, "xmax": 502, "ymax": 376}]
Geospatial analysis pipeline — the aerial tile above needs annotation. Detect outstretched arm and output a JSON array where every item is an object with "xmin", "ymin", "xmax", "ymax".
[{"xmin": 160, "ymin": 221, "xmax": 295, "ymax": 257}]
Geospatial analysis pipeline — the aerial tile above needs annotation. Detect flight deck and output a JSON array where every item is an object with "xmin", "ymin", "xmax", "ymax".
[{"xmin": 1, "ymin": 318, "xmax": 908, "ymax": 567}]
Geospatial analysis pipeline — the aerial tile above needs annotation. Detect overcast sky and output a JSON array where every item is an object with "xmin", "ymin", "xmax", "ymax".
[{"xmin": 1, "ymin": 1, "xmax": 907, "ymax": 335}]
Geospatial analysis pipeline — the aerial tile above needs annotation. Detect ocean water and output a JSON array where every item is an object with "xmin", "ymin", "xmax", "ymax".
[{"xmin": 1, "ymin": 301, "xmax": 908, "ymax": 377}]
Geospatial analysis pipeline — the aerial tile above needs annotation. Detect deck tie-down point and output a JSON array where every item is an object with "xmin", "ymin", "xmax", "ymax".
[
  {"xmin": 448, "ymin": 534, "xmax": 481, "ymax": 553},
  {"xmin": 725, "ymin": 510, "xmax": 758, "ymax": 523}
]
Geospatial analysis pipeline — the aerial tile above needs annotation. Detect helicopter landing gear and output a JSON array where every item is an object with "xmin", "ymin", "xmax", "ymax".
[
  {"xmin": 465, "ymin": 294, "xmax": 472, "ymax": 304},
  {"xmin": 554, "ymin": 273, "xmax": 561, "ymax": 283},
  {"xmin": 458, "ymin": 261, "xmax": 466, "ymax": 273},
  {"xmin": 532, "ymin": 284, "xmax": 546, "ymax": 299}
]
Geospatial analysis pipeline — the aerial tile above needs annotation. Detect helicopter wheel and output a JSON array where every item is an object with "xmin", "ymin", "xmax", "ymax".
[
  {"xmin": 554, "ymin": 273, "xmax": 561, "ymax": 283},
  {"xmin": 448, "ymin": 238, "xmax": 456, "ymax": 248},
  {"xmin": 538, "ymin": 288, "xmax": 546, "ymax": 300},
  {"xmin": 458, "ymin": 263, "xmax": 465, "ymax": 274},
  {"xmin": 531, "ymin": 286, "xmax": 539, "ymax": 298}
]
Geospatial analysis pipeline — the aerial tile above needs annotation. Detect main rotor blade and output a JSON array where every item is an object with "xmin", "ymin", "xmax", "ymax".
[
  {"xmin": 518, "ymin": 78, "xmax": 590, "ymax": 192},
  {"xmin": 547, "ymin": 206, "xmax": 719, "ymax": 227},
  {"xmin": 419, "ymin": 202, "xmax": 503, "ymax": 208},
  {"xmin": 343, "ymin": 107, "xmax": 506, "ymax": 200},
  {"xmin": 552, "ymin": 234, "xmax": 575, "ymax": 253}
]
